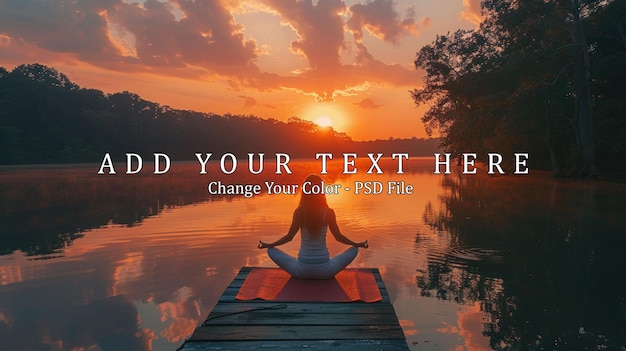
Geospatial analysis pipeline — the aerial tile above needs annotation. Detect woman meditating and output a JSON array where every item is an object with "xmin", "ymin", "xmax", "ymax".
[{"xmin": 258, "ymin": 174, "xmax": 368, "ymax": 279}]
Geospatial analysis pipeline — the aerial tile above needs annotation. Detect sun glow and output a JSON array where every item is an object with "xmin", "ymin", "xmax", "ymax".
[
  {"xmin": 302, "ymin": 103, "xmax": 348, "ymax": 132},
  {"xmin": 315, "ymin": 115, "xmax": 333, "ymax": 128}
]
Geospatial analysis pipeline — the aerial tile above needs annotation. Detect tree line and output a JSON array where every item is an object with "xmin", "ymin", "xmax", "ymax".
[
  {"xmin": 0, "ymin": 63, "xmax": 438, "ymax": 165},
  {"xmin": 413, "ymin": 0, "xmax": 626, "ymax": 177}
]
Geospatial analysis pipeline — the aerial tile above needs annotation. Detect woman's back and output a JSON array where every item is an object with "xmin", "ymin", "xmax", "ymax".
[{"xmin": 298, "ymin": 217, "xmax": 330, "ymax": 264}]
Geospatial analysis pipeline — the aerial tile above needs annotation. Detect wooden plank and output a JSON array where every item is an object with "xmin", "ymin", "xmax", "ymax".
[
  {"xmin": 208, "ymin": 301, "xmax": 397, "ymax": 315},
  {"xmin": 188, "ymin": 325, "xmax": 406, "ymax": 341},
  {"xmin": 180, "ymin": 267, "xmax": 409, "ymax": 350},
  {"xmin": 181, "ymin": 339, "xmax": 411, "ymax": 350},
  {"xmin": 202, "ymin": 311, "xmax": 400, "ymax": 326}
]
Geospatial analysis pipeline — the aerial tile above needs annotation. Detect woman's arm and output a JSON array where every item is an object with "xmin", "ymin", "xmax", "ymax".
[
  {"xmin": 327, "ymin": 208, "xmax": 368, "ymax": 248},
  {"xmin": 258, "ymin": 208, "xmax": 301, "ymax": 248}
]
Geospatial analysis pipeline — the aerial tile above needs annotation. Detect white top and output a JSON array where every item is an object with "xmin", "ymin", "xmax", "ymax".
[{"xmin": 297, "ymin": 209, "xmax": 330, "ymax": 264}]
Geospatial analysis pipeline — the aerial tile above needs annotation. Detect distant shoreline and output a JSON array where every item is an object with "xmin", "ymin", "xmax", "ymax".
[{"xmin": 0, "ymin": 155, "xmax": 438, "ymax": 169}]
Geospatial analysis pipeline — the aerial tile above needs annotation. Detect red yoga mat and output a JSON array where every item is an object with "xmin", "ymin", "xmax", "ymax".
[{"xmin": 235, "ymin": 267, "xmax": 382, "ymax": 303}]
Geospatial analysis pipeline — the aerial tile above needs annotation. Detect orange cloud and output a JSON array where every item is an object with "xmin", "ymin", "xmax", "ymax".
[
  {"xmin": 161, "ymin": 317, "xmax": 196, "ymax": 343},
  {"xmin": 237, "ymin": 94, "xmax": 276, "ymax": 109},
  {"xmin": 461, "ymin": 0, "xmax": 483, "ymax": 26},
  {"xmin": 457, "ymin": 303, "xmax": 491, "ymax": 351}
]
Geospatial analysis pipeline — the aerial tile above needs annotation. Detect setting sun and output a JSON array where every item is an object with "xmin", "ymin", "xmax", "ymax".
[
  {"xmin": 302, "ymin": 103, "xmax": 349, "ymax": 133},
  {"xmin": 315, "ymin": 115, "xmax": 333, "ymax": 128}
]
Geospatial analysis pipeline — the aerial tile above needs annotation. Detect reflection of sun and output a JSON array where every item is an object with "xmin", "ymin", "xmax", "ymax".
[{"xmin": 315, "ymin": 115, "xmax": 333, "ymax": 128}]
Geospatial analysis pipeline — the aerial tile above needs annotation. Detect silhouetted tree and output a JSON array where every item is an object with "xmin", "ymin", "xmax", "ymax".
[{"xmin": 413, "ymin": 0, "xmax": 626, "ymax": 176}]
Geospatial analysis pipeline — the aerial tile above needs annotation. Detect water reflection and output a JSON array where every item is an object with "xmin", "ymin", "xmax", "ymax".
[
  {"xmin": 0, "ymin": 160, "xmax": 625, "ymax": 350},
  {"xmin": 0, "ymin": 161, "xmax": 324, "ymax": 256},
  {"xmin": 420, "ymin": 172, "xmax": 626, "ymax": 350}
]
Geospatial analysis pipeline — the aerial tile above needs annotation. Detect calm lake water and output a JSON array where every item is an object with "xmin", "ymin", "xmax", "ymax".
[{"xmin": 1, "ymin": 158, "xmax": 625, "ymax": 351}]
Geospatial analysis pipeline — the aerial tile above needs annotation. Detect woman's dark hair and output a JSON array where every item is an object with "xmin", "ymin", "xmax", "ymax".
[{"xmin": 299, "ymin": 174, "xmax": 328, "ymax": 234}]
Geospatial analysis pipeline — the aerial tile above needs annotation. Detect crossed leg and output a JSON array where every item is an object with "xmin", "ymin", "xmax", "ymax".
[{"xmin": 267, "ymin": 246, "xmax": 358, "ymax": 279}]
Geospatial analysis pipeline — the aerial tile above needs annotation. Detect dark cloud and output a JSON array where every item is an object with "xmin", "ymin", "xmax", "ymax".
[
  {"xmin": 238, "ymin": 95, "xmax": 258, "ymax": 108},
  {"xmin": 0, "ymin": 0, "xmax": 122, "ymax": 62},
  {"xmin": 345, "ymin": 0, "xmax": 423, "ymax": 72},
  {"xmin": 347, "ymin": 0, "xmax": 419, "ymax": 44},
  {"xmin": 237, "ymin": 94, "xmax": 276, "ymax": 109},
  {"xmin": 110, "ymin": 0, "xmax": 261, "ymax": 75},
  {"xmin": 0, "ymin": 0, "xmax": 260, "ymax": 76},
  {"xmin": 354, "ymin": 97, "xmax": 383, "ymax": 109}
]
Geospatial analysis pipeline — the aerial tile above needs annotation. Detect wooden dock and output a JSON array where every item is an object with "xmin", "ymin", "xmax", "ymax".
[{"xmin": 180, "ymin": 266, "xmax": 409, "ymax": 350}]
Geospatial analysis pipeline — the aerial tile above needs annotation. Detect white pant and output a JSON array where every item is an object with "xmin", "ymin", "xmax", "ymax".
[{"xmin": 267, "ymin": 246, "xmax": 358, "ymax": 279}]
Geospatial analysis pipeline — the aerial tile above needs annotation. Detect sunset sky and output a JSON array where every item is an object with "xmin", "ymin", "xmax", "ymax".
[{"xmin": 0, "ymin": 0, "xmax": 480, "ymax": 140}]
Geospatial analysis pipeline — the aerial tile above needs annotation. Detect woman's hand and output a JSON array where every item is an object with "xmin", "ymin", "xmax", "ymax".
[
  {"xmin": 258, "ymin": 240, "xmax": 272, "ymax": 249},
  {"xmin": 355, "ymin": 240, "xmax": 369, "ymax": 248}
]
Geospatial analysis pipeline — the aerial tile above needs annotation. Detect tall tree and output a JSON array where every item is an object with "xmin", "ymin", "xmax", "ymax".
[{"xmin": 413, "ymin": 0, "xmax": 625, "ymax": 176}]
